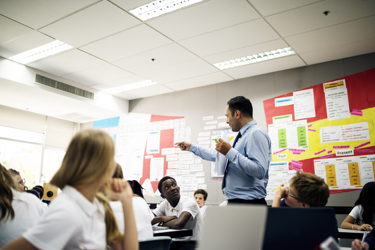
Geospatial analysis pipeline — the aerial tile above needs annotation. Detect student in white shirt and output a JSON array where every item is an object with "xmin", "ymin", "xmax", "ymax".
[
  {"xmin": 152, "ymin": 176, "xmax": 203, "ymax": 250},
  {"xmin": 342, "ymin": 182, "xmax": 375, "ymax": 231},
  {"xmin": 194, "ymin": 189, "xmax": 208, "ymax": 220},
  {"xmin": 109, "ymin": 164, "xmax": 154, "ymax": 239},
  {"xmin": 0, "ymin": 164, "xmax": 46, "ymax": 247},
  {"xmin": 2, "ymin": 129, "xmax": 139, "ymax": 250}
]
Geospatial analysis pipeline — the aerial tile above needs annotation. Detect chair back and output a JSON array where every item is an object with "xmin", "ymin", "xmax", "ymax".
[
  {"xmin": 139, "ymin": 236, "xmax": 172, "ymax": 250},
  {"xmin": 263, "ymin": 207, "xmax": 339, "ymax": 250}
]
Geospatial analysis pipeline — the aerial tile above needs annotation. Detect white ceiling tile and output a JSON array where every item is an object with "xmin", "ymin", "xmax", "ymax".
[
  {"xmin": 91, "ymin": 75, "xmax": 148, "ymax": 90},
  {"xmin": 0, "ymin": 31, "xmax": 55, "ymax": 58},
  {"xmin": 224, "ymin": 55, "xmax": 306, "ymax": 79},
  {"xmin": 62, "ymin": 63, "xmax": 133, "ymax": 86},
  {"xmin": 0, "ymin": 0, "xmax": 99, "ymax": 29},
  {"xmin": 147, "ymin": 0, "xmax": 260, "ymax": 41},
  {"xmin": 300, "ymin": 38, "xmax": 375, "ymax": 65},
  {"xmin": 0, "ymin": 16, "xmax": 32, "ymax": 45},
  {"xmin": 163, "ymin": 72, "xmax": 233, "ymax": 91},
  {"xmin": 112, "ymin": 43, "xmax": 198, "ymax": 74},
  {"xmin": 140, "ymin": 59, "xmax": 219, "ymax": 84},
  {"xmin": 248, "ymin": 0, "xmax": 320, "ymax": 16},
  {"xmin": 114, "ymin": 85, "xmax": 174, "ymax": 100},
  {"xmin": 203, "ymin": 39, "xmax": 288, "ymax": 64},
  {"xmin": 109, "ymin": 0, "xmax": 151, "ymax": 11},
  {"xmin": 40, "ymin": 1, "xmax": 141, "ymax": 47},
  {"xmin": 28, "ymin": 49, "xmax": 106, "ymax": 76},
  {"xmin": 178, "ymin": 19, "xmax": 280, "ymax": 57},
  {"xmin": 80, "ymin": 24, "xmax": 173, "ymax": 62},
  {"xmin": 285, "ymin": 16, "xmax": 375, "ymax": 54},
  {"xmin": 267, "ymin": 0, "xmax": 375, "ymax": 37}
]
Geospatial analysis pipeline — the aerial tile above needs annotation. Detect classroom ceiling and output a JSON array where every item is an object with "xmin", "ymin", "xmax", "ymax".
[{"xmin": 1, "ymin": 0, "xmax": 375, "ymax": 101}]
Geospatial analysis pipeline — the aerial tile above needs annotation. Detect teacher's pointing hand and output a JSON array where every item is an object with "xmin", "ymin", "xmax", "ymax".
[
  {"xmin": 215, "ymin": 138, "xmax": 232, "ymax": 155},
  {"xmin": 175, "ymin": 141, "xmax": 192, "ymax": 151}
]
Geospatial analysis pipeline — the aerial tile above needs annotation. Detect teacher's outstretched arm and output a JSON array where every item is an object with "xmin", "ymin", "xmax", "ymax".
[{"xmin": 175, "ymin": 141, "xmax": 216, "ymax": 162}]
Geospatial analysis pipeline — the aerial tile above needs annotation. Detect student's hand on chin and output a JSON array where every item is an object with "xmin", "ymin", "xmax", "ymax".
[
  {"xmin": 105, "ymin": 178, "xmax": 133, "ymax": 203},
  {"xmin": 275, "ymin": 183, "xmax": 288, "ymax": 199}
]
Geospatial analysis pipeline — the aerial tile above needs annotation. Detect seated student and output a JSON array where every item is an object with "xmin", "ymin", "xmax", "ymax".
[
  {"xmin": 109, "ymin": 163, "xmax": 154, "ymax": 239},
  {"xmin": 2, "ymin": 129, "xmax": 138, "ymax": 250},
  {"xmin": 8, "ymin": 169, "xmax": 26, "ymax": 192},
  {"xmin": 0, "ymin": 164, "xmax": 46, "ymax": 247},
  {"xmin": 352, "ymin": 228, "xmax": 375, "ymax": 250},
  {"xmin": 272, "ymin": 171, "xmax": 329, "ymax": 207},
  {"xmin": 342, "ymin": 182, "xmax": 375, "ymax": 231},
  {"xmin": 32, "ymin": 185, "xmax": 51, "ymax": 206},
  {"xmin": 194, "ymin": 189, "xmax": 208, "ymax": 220},
  {"xmin": 152, "ymin": 176, "xmax": 203, "ymax": 250}
]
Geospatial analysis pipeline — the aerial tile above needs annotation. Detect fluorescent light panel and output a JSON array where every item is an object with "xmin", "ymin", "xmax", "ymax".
[
  {"xmin": 129, "ymin": 0, "xmax": 204, "ymax": 21},
  {"xmin": 214, "ymin": 47, "xmax": 296, "ymax": 70},
  {"xmin": 106, "ymin": 80, "xmax": 158, "ymax": 94},
  {"xmin": 9, "ymin": 40, "xmax": 73, "ymax": 64}
]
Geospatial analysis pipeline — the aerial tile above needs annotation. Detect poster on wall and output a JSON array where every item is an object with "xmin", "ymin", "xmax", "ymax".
[{"xmin": 263, "ymin": 68, "xmax": 375, "ymax": 195}]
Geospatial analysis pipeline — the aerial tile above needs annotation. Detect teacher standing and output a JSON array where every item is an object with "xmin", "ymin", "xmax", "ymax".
[{"xmin": 176, "ymin": 96, "xmax": 271, "ymax": 205}]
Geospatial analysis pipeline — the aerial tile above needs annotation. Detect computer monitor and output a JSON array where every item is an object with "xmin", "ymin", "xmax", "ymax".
[
  {"xmin": 197, "ymin": 205, "xmax": 268, "ymax": 250},
  {"xmin": 263, "ymin": 207, "xmax": 339, "ymax": 250}
]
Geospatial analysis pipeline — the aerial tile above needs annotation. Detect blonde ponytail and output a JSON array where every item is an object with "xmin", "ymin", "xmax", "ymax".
[
  {"xmin": 96, "ymin": 192, "xmax": 120, "ymax": 245},
  {"xmin": 0, "ymin": 164, "xmax": 15, "ymax": 221}
]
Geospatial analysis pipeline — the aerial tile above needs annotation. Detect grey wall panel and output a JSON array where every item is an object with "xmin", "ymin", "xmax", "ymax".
[{"xmin": 130, "ymin": 52, "xmax": 375, "ymax": 206}]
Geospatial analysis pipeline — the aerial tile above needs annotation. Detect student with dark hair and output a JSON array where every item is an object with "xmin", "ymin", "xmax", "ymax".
[
  {"xmin": 3, "ymin": 129, "xmax": 138, "ymax": 250},
  {"xmin": 8, "ymin": 169, "xmax": 26, "ymax": 192},
  {"xmin": 152, "ymin": 176, "xmax": 202, "ymax": 250},
  {"xmin": 128, "ymin": 180, "xmax": 145, "ymax": 199},
  {"xmin": 342, "ymin": 182, "xmax": 375, "ymax": 231},
  {"xmin": 272, "ymin": 171, "xmax": 330, "ymax": 208},
  {"xmin": 176, "ymin": 96, "xmax": 271, "ymax": 205},
  {"xmin": 194, "ymin": 189, "xmax": 208, "ymax": 219},
  {"xmin": 109, "ymin": 163, "xmax": 154, "ymax": 239},
  {"xmin": 0, "ymin": 164, "xmax": 46, "ymax": 247}
]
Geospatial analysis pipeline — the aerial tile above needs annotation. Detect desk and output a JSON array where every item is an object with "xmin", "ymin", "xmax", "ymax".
[
  {"xmin": 338, "ymin": 228, "xmax": 367, "ymax": 239},
  {"xmin": 153, "ymin": 229, "xmax": 192, "ymax": 238}
]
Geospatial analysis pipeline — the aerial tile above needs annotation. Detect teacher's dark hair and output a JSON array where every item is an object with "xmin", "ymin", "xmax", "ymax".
[{"xmin": 227, "ymin": 96, "xmax": 253, "ymax": 118}]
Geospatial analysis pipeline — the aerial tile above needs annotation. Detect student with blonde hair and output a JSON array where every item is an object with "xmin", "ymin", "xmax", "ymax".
[
  {"xmin": 2, "ymin": 129, "xmax": 138, "ymax": 250},
  {"xmin": 0, "ymin": 164, "xmax": 46, "ymax": 247}
]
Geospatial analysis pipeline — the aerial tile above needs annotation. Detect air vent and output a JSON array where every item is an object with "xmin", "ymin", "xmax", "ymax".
[{"xmin": 35, "ymin": 74, "xmax": 94, "ymax": 100}]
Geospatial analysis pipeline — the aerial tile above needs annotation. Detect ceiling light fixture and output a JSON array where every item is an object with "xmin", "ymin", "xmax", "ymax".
[
  {"xmin": 214, "ymin": 47, "xmax": 296, "ymax": 70},
  {"xmin": 105, "ymin": 80, "xmax": 158, "ymax": 94},
  {"xmin": 8, "ymin": 40, "xmax": 73, "ymax": 64},
  {"xmin": 129, "ymin": 0, "xmax": 204, "ymax": 21}
]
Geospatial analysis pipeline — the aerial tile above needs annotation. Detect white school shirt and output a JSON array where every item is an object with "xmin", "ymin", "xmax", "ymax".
[
  {"xmin": 0, "ymin": 189, "xmax": 46, "ymax": 247},
  {"xmin": 110, "ymin": 196, "xmax": 154, "ymax": 239},
  {"xmin": 349, "ymin": 205, "xmax": 375, "ymax": 226},
  {"xmin": 200, "ymin": 205, "xmax": 208, "ymax": 219},
  {"xmin": 23, "ymin": 185, "xmax": 106, "ymax": 250},
  {"xmin": 153, "ymin": 197, "xmax": 203, "ymax": 242}
]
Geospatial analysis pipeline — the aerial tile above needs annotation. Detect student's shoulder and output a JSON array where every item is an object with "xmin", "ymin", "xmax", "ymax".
[{"xmin": 46, "ymin": 194, "xmax": 81, "ymax": 218}]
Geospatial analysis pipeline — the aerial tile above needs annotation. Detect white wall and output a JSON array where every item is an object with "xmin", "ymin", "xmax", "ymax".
[{"xmin": 0, "ymin": 104, "xmax": 76, "ymax": 149}]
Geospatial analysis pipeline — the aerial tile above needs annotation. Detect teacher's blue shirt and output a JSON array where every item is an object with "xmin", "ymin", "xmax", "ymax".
[{"xmin": 189, "ymin": 120, "xmax": 271, "ymax": 200}]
